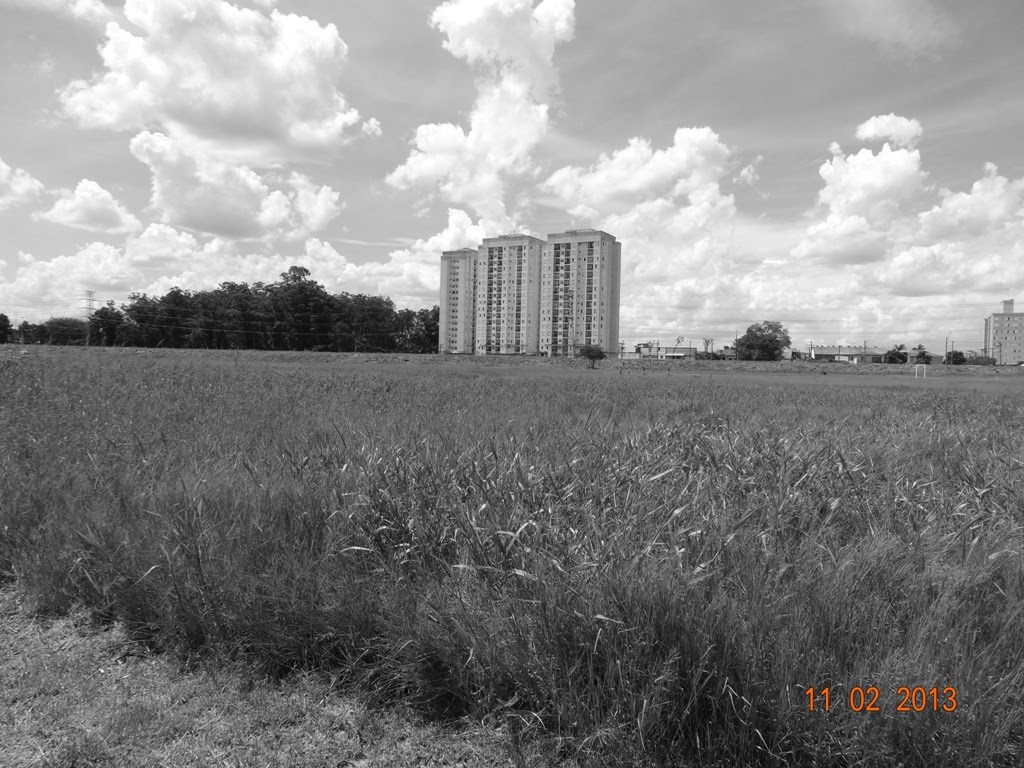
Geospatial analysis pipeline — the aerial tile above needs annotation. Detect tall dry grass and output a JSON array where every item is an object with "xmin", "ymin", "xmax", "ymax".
[{"xmin": 1, "ymin": 347, "xmax": 1022, "ymax": 766}]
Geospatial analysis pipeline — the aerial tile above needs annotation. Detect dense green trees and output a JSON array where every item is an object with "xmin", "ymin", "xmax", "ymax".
[
  {"xmin": 11, "ymin": 267, "xmax": 440, "ymax": 353},
  {"xmin": 884, "ymin": 345, "xmax": 909, "ymax": 364},
  {"xmin": 735, "ymin": 321, "xmax": 791, "ymax": 361}
]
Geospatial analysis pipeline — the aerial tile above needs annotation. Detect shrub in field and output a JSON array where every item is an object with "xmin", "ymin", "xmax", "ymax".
[
  {"xmin": 576, "ymin": 344, "xmax": 607, "ymax": 369},
  {"xmin": 2, "ymin": 348, "xmax": 1024, "ymax": 766}
]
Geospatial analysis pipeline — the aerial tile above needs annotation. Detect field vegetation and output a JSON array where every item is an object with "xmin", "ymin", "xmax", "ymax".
[{"xmin": 2, "ymin": 347, "xmax": 1023, "ymax": 766}]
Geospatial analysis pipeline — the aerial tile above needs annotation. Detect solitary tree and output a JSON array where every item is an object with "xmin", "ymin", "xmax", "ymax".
[
  {"xmin": 0, "ymin": 313, "xmax": 11, "ymax": 343},
  {"xmin": 913, "ymin": 345, "xmax": 932, "ymax": 365},
  {"xmin": 577, "ymin": 344, "xmax": 607, "ymax": 369},
  {"xmin": 945, "ymin": 350, "xmax": 966, "ymax": 365},
  {"xmin": 735, "ymin": 321, "xmax": 790, "ymax": 361}
]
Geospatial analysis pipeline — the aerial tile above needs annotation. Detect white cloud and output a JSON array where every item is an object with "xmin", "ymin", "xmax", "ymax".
[
  {"xmin": 535, "ymin": 125, "xmax": 766, "ymax": 342},
  {"xmin": 387, "ymin": 76, "xmax": 546, "ymax": 227},
  {"xmin": 918, "ymin": 163, "xmax": 1024, "ymax": 242},
  {"xmin": 734, "ymin": 155, "xmax": 763, "ymax": 186},
  {"xmin": 387, "ymin": 0, "xmax": 574, "ymax": 230},
  {"xmin": 0, "ymin": 156, "xmax": 45, "ymax": 211},
  {"xmin": 430, "ymin": 0, "xmax": 574, "ymax": 98},
  {"xmin": 543, "ymin": 127, "xmax": 733, "ymax": 217},
  {"xmin": 816, "ymin": 142, "xmax": 929, "ymax": 224},
  {"xmin": 287, "ymin": 173, "xmax": 342, "ymax": 234},
  {"xmin": 58, "ymin": 0, "xmax": 374, "ymax": 163},
  {"xmin": 792, "ymin": 213, "xmax": 888, "ymax": 264},
  {"xmin": 35, "ymin": 179, "xmax": 142, "ymax": 233},
  {"xmin": 855, "ymin": 114, "xmax": 923, "ymax": 149},
  {"xmin": 124, "ymin": 223, "xmax": 200, "ymax": 266},
  {"xmin": 0, "ymin": 242, "xmax": 144, "ymax": 317},
  {"xmin": 793, "ymin": 138, "xmax": 930, "ymax": 264},
  {"xmin": 129, "ymin": 131, "xmax": 341, "ymax": 239},
  {"xmin": 875, "ymin": 242, "xmax": 966, "ymax": 296},
  {"xmin": 131, "ymin": 212, "xmax": 489, "ymax": 310},
  {"xmin": 817, "ymin": 0, "xmax": 957, "ymax": 57}
]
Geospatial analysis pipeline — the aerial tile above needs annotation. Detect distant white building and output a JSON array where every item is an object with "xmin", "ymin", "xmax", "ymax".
[
  {"xmin": 983, "ymin": 299, "xmax": 1024, "ymax": 364},
  {"xmin": 475, "ymin": 234, "xmax": 545, "ymax": 355},
  {"xmin": 540, "ymin": 229, "xmax": 621, "ymax": 357},
  {"xmin": 439, "ymin": 249, "xmax": 477, "ymax": 354},
  {"xmin": 439, "ymin": 228, "xmax": 622, "ymax": 356}
]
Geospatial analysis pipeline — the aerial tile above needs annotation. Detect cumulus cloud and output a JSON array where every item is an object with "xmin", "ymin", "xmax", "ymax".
[
  {"xmin": 388, "ymin": 0, "xmax": 574, "ymax": 229},
  {"xmin": 430, "ymin": 0, "xmax": 574, "ymax": 98},
  {"xmin": 535, "ymin": 125, "xmax": 771, "ymax": 342},
  {"xmin": 817, "ymin": 142, "xmax": 929, "ymax": 224},
  {"xmin": 787, "ymin": 118, "xmax": 1024, "ymax": 311},
  {"xmin": 855, "ymin": 114, "xmax": 923, "ymax": 149},
  {"xmin": 387, "ymin": 77, "xmax": 546, "ymax": 227},
  {"xmin": 917, "ymin": 163, "xmax": 1024, "ymax": 242},
  {"xmin": 817, "ymin": 0, "xmax": 957, "ymax": 57},
  {"xmin": 543, "ymin": 127, "xmax": 733, "ymax": 218},
  {"xmin": 0, "ymin": 156, "xmax": 45, "ymax": 210},
  {"xmin": 35, "ymin": 179, "xmax": 142, "ymax": 233},
  {"xmin": 793, "ymin": 137, "xmax": 930, "ymax": 264},
  {"xmin": 130, "ymin": 131, "xmax": 341, "ymax": 239},
  {"xmin": 792, "ymin": 213, "xmax": 888, "ymax": 264},
  {"xmin": 58, "ymin": 0, "xmax": 375, "ymax": 163},
  {"xmin": 0, "ymin": 242, "xmax": 144, "ymax": 317}
]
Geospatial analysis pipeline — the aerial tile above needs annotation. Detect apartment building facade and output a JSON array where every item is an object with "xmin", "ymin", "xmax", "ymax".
[
  {"xmin": 474, "ymin": 235, "xmax": 545, "ymax": 355},
  {"xmin": 540, "ymin": 229, "xmax": 621, "ymax": 356},
  {"xmin": 439, "ymin": 228, "xmax": 622, "ymax": 356},
  {"xmin": 983, "ymin": 299, "xmax": 1024, "ymax": 364},
  {"xmin": 439, "ymin": 248, "xmax": 477, "ymax": 354}
]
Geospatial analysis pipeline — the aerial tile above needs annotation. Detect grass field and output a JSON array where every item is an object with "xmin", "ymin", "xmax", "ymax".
[{"xmin": 2, "ymin": 347, "xmax": 1023, "ymax": 767}]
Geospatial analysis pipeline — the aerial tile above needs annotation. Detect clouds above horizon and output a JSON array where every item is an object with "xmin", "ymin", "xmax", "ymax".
[
  {"xmin": 35, "ymin": 179, "xmax": 142, "ymax": 234},
  {"xmin": 3, "ymin": 0, "xmax": 1024, "ymax": 353},
  {"xmin": 129, "ymin": 131, "xmax": 342, "ymax": 240},
  {"xmin": 386, "ymin": 0, "xmax": 576, "ymax": 230},
  {"xmin": 0, "ymin": 156, "xmax": 45, "ymax": 211},
  {"xmin": 59, "ymin": 0, "xmax": 377, "ymax": 163}
]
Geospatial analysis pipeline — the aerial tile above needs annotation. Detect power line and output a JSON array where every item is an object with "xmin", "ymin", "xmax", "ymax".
[{"xmin": 620, "ymin": 302, "xmax": 1000, "ymax": 312}]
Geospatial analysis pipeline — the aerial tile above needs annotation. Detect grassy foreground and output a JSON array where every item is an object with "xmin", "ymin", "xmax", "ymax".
[{"xmin": 2, "ymin": 347, "xmax": 1023, "ymax": 766}]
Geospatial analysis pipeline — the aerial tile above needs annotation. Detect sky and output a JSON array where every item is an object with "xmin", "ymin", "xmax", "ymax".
[{"xmin": 2, "ymin": 0, "xmax": 1024, "ymax": 355}]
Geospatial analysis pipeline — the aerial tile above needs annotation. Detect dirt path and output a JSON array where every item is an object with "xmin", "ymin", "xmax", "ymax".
[{"xmin": 0, "ymin": 586, "xmax": 517, "ymax": 768}]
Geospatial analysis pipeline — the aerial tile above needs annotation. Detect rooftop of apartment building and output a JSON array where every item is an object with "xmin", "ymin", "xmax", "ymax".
[
  {"xmin": 482, "ymin": 234, "xmax": 545, "ymax": 243},
  {"xmin": 548, "ymin": 228, "xmax": 617, "ymax": 240},
  {"xmin": 479, "ymin": 229, "xmax": 618, "ymax": 244}
]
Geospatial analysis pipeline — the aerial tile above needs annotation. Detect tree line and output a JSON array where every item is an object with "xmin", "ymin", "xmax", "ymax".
[{"xmin": 1, "ymin": 266, "xmax": 440, "ymax": 353}]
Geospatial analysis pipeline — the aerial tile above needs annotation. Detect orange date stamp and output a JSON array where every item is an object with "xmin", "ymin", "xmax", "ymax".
[{"xmin": 805, "ymin": 685, "xmax": 958, "ymax": 713}]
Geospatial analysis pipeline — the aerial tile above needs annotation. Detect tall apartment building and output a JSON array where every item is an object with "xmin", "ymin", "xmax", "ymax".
[
  {"xmin": 475, "ymin": 234, "xmax": 544, "ymax": 355},
  {"xmin": 438, "ymin": 228, "xmax": 622, "ymax": 356},
  {"xmin": 439, "ymin": 248, "xmax": 477, "ymax": 353},
  {"xmin": 983, "ymin": 299, "xmax": 1024, "ymax": 364},
  {"xmin": 540, "ymin": 229, "xmax": 621, "ymax": 356}
]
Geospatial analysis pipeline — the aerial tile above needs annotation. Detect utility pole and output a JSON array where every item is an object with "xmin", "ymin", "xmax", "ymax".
[{"xmin": 83, "ymin": 290, "xmax": 96, "ymax": 346}]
